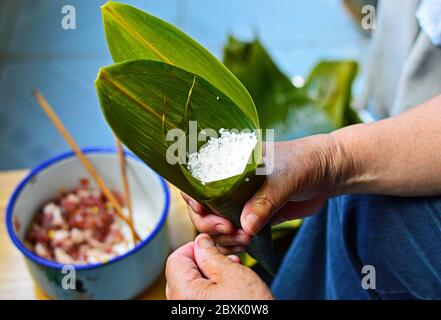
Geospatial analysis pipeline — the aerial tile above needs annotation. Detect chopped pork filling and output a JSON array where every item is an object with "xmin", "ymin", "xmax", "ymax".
[{"xmin": 25, "ymin": 179, "xmax": 133, "ymax": 265}]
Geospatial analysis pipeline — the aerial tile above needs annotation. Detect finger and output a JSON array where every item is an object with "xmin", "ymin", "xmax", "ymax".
[
  {"xmin": 181, "ymin": 191, "xmax": 192, "ymax": 204},
  {"xmin": 182, "ymin": 193, "xmax": 234, "ymax": 234},
  {"xmin": 181, "ymin": 192, "xmax": 211, "ymax": 215},
  {"xmin": 187, "ymin": 204, "xmax": 234, "ymax": 235},
  {"xmin": 227, "ymin": 255, "xmax": 241, "ymax": 264},
  {"xmin": 166, "ymin": 242, "xmax": 201, "ymax": 285},
  {"xmin": 166, "ymin": 282, "xmax": 170, "ymax": 298},
  {"xmin": 181, "ymin": 192, "xmax": 192, "ymax": 204},
  {"xmin": 272, "ymin": 196, "xmax": 327, "ymax": 225},
  {"xmin": 165, "ymin": 241, "xmax": 211, "ymax": 299},
  {"xmin": 213, "ymin": 229, "xmax": 250, "ymax": 246},
  {"xmin": 216, "ymin": 244, "xmax": 246, "ymax": 255},
  {"xmin": 194, "ymin": 233, "xmax": 236, "ymax": 280},
  {"xmin": 241, "ymin": 178, "xmax": 290, "ymax": 235}
]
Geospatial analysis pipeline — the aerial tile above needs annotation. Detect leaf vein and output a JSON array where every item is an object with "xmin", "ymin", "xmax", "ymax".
[
  {"xmin": 99, "ymin": 69, "xmax": 173, "ymax": 129},
  {"xmin": 104, "ymin": 5, "xmax": 173, "ymax": 65}
]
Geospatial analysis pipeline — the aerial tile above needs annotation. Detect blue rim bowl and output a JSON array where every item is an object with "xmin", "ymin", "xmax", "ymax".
[{"xmin": 6, "ymin": 147, "xmax": 170, "ymax": 271}]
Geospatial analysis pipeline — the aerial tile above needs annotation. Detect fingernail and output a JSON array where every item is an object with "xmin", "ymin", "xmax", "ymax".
[
  {"xmin": 215, "ymin": 223, "xmax": 228, "ymax": 233},
  {"xmin": 197, "ymin": 235, "xmax": 214, "ymax": 248},
  {"xmin": 245, "ymin": 213, "xmax": 258, "ymax": 232}
]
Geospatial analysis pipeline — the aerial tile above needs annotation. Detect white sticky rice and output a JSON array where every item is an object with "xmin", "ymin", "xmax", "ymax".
[{"xmin": 187, "ymin": 128, "xmax": 257, "ymax": 184}]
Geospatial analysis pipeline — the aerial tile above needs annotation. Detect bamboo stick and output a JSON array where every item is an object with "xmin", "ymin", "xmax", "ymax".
[
  {"xmin": 33, "ymin": 90, "xmax": 141, "ymax": 242},
  {"xmin": 115, "ymin": 138, "xmax": 137, "ymax": 243}
]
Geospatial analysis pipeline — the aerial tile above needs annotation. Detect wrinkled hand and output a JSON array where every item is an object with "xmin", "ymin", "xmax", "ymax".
[
  {"xmin": 166, "ymin": 233, "xmax": 273, "ymax": 300},
  {"xmin": 182, "ymin": 134, "xmax": 350, "ymax": 254}
]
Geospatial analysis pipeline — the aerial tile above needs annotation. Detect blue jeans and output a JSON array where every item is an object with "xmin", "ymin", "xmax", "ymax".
[{"xmin": 271, "ymin": 195, "xmax": 441, "ymax": 299}]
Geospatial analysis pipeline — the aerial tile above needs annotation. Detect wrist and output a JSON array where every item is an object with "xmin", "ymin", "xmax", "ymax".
[
  {"xmin": 328, "ymin": 123, "xmax": 368, "ymax": 195},
  {"xmin": 295, "ymin": 132, "xmax": 357, "ymax": 197}
]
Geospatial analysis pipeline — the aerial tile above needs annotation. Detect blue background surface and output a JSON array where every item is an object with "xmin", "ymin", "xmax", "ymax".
[{"xmin": 0, "ymin": 0, "xmax": 369, "ymax": 169}]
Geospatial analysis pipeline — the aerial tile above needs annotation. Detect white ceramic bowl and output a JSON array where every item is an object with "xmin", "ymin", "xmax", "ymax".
[{"xmin": 6, "ymin": 147, "xmax": 170, "ymax": 299}]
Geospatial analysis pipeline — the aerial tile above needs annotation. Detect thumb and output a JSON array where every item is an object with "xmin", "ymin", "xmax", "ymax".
[
  {"xmin": 240, "ymin": 178, "xmax": 291, "ymax": 235},
  {"xmin": 194, "ymin": 233, "xmax": 235, "ymax": 279}
]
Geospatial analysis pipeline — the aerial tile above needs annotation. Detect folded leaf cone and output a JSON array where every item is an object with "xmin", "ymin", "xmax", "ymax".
[{"xmin": 96, "ymin": 2, "xmax": 275, "ymax": 274}]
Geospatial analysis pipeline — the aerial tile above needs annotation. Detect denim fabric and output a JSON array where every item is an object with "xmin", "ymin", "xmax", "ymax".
[{"xmin": 272, "ymin": 195, "xmax": 441, "ymax": 299}]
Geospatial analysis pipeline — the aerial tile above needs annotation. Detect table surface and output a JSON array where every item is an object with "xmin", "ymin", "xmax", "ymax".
[{"xmin": 0, "ymin": 170, "xmax": 194, "ymax": 300}]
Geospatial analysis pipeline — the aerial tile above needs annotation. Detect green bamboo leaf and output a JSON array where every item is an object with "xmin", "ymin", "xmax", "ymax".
[
  {"xmin": 304, "ymin": 61, "xmax": 360, "ymax": 128},
  {"xmin": 96, "ymin": 59, "xmax": 275, "ymax": 274},
  {"xmin": 223, "ymin": 36, "xmax": 360, "ymax": 140},
  {"xmin": 101, "ymin": 1, "xmax": 258, "ymax": 128},
  {"xmin": 96, "ymin": 59, "xmax": 254, "ymax": 198},
  {"xmin": 98, "ymin": 3, "xmax": 274, "ymax": 274}
]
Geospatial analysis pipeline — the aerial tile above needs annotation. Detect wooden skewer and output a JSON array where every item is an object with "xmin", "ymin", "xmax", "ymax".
[
  {"xmin": 115, "ymin": 138, "xmax": 137, "ymax": 243},
  {"xmin": 33, "ymin": 90, "xmax": 141, "ymax": 242}
]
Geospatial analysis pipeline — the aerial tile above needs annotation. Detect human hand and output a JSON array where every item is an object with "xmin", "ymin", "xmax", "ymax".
[
  {"xmin": 165, "ymin": 233, "xmax": 273, "ymax": 300},
  {"xmin": 182, "ymin": 134, "xmax": 352, "ymax": 253}
]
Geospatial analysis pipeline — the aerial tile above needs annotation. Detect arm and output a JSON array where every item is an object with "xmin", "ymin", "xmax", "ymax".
[
  {"xmin": 183, "ymin": 94, "xmax": 441, "ymax": 247},
  {"xmin": 333, "ymin": 94, "xmax": 441, "ymax": 196},
  {"xmin": 166, "ymin": 95, "xmax": 441, "ymax": 300}
]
